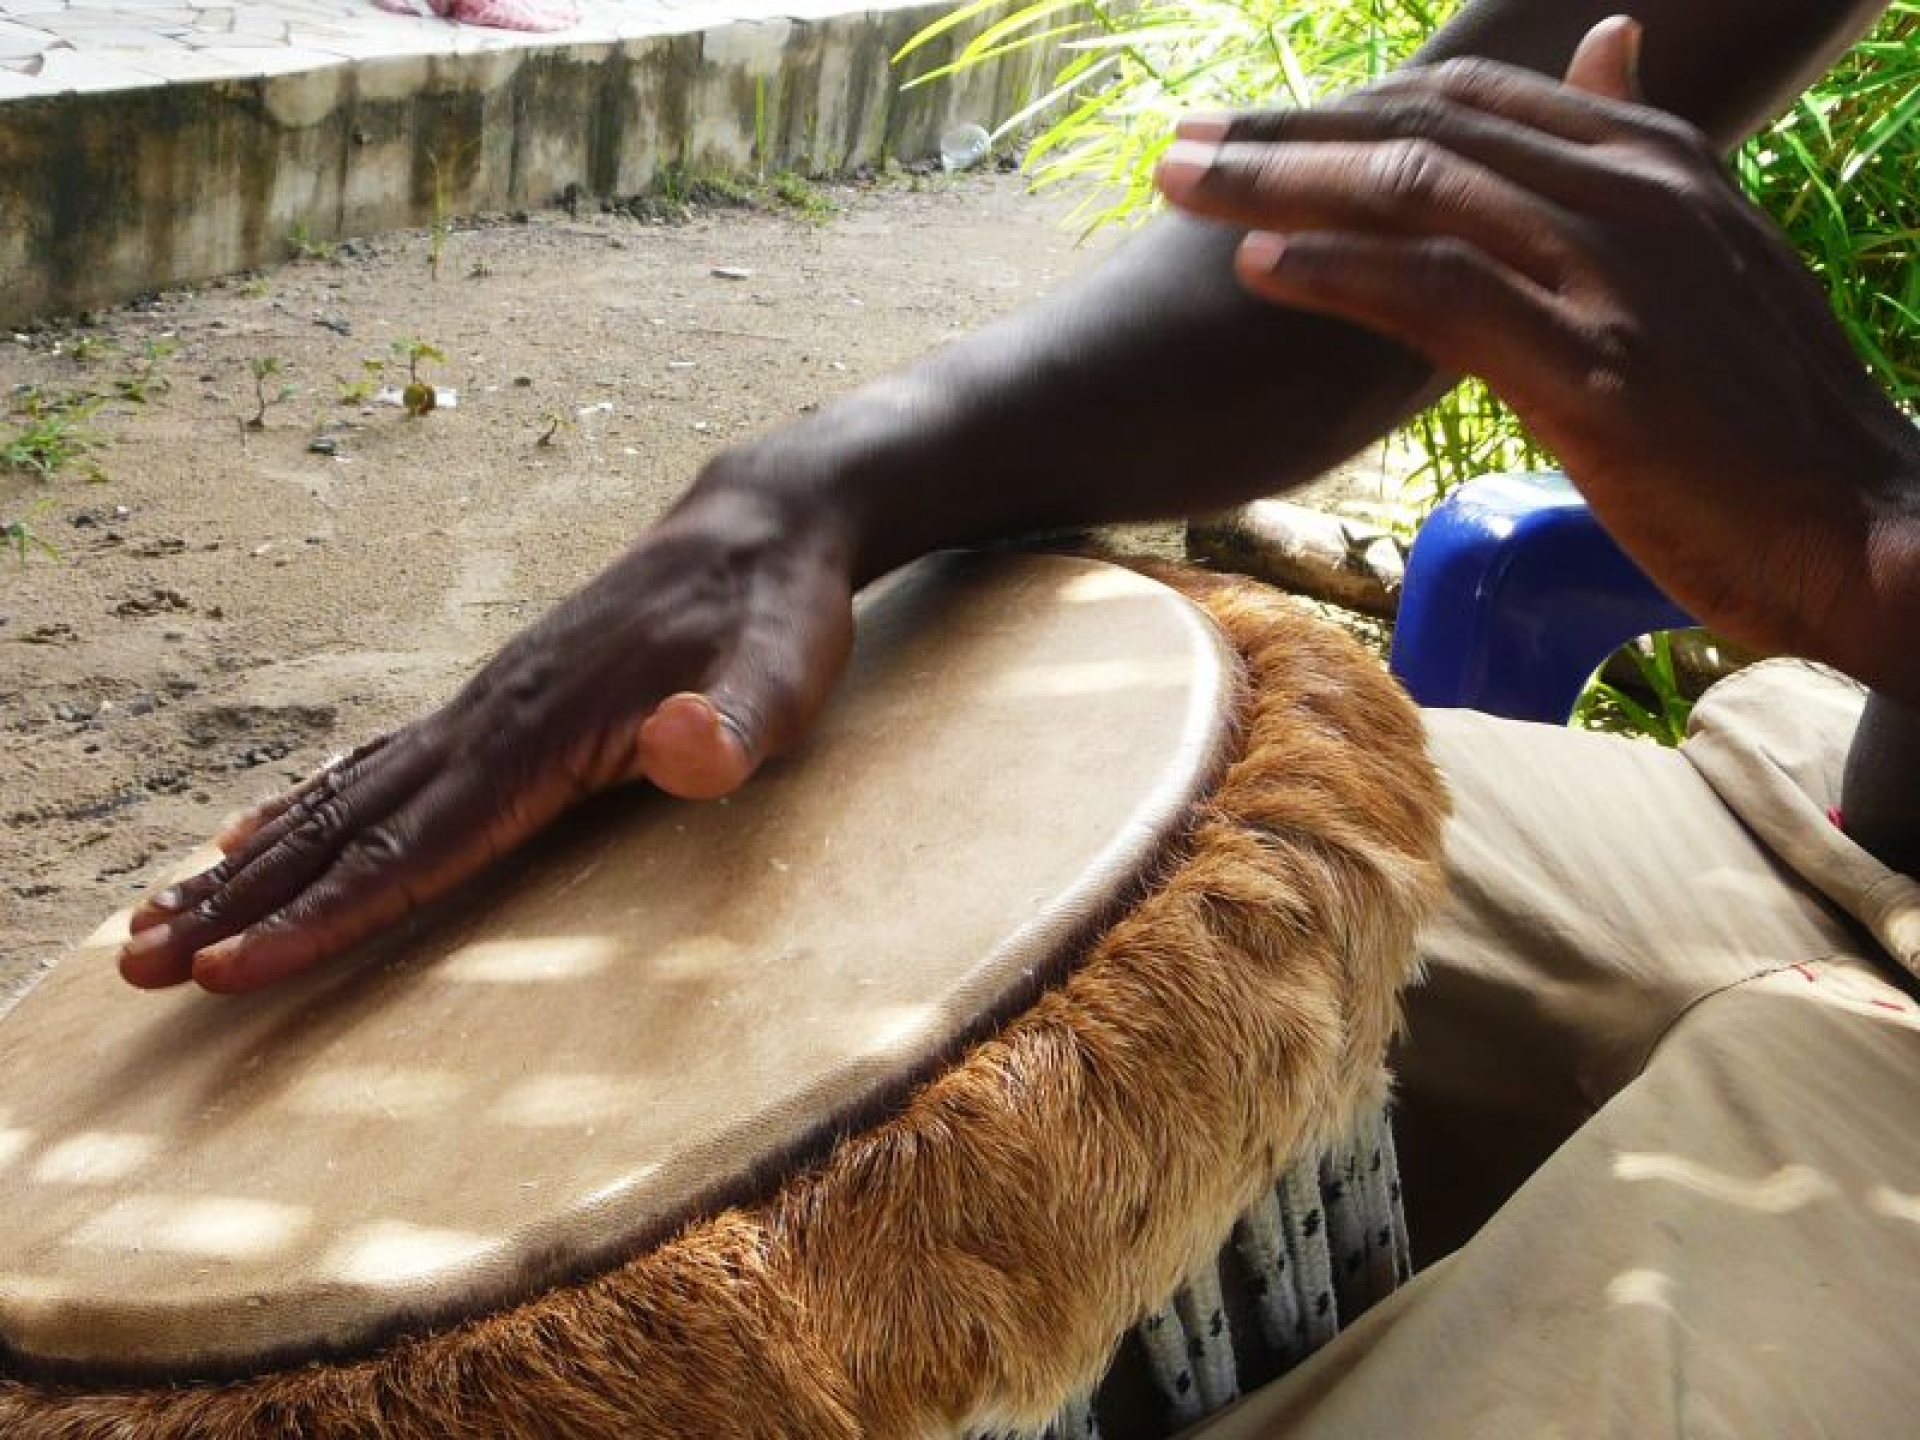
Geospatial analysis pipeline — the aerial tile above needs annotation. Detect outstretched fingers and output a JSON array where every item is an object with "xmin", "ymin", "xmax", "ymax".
[
  {"xmin": 186, "ymin": 772, "xmax": 539, "ymax": 993},
  {"xmin": 118, "ymin": 737, "xmax": 433, "ymax": 988}
]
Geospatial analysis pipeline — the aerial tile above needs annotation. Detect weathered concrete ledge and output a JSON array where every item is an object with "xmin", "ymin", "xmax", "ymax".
[{"xmin": 2, "ymin": 4, "xmax": 1052, "ymax": 325}]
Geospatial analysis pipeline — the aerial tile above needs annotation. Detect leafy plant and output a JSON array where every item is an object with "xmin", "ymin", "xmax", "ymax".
[
  {"xmin": 899, "ymin": 0, "xmax": 1440, "ymax": 234},
  {"xmin": 2, "ymin": 499, "xmax": 60, "ymax": 562},
  {"xmin": 1573, "ymin": 631, "xmax": 1696, "ymax": 746},
  {"xmin": 112, "ymin": 338, "xmax": 178, "ymax": 405},
  {"xmin": 338, "ymin": 355, "xmax": 389, "ymax": 405},
  {"xmin": 769, "ymin": 170, "xmax": 837, "ymax": 220},
  {"xmin": 66, "ymin": 334, "xmax": 113, "ymax": 367},
  {"xmin": 426, "ymin": 144, "xmax": 480, "ymax": 281},
  {"xmin": 245, "ymin": 356, "xmax": 296, "ymax": 429},
  {"xmin": 656, "ymin": 163, "xmax": 757, "ymax": 210},
  {"xmin": 1736, "ymin": 2, "xmax": 1920, "ymax": 412},
  {"xmin": 287, "ymin": 219, "xmax": 337, "ymax": 262},
  {"xmin": 394, "ymin": 339, "xmax": 447, "ymax": 417},
  {"xmin": 3, "ymin": 390, "xmax": 104, "ymax": 481}
]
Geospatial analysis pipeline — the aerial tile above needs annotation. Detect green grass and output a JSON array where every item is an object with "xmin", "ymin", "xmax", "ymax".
[
  {"xmin": 768, "ymin": 170, "xmax": 838, "ymax": 221},
  {"xmin": 2, "ymin": 390, "xmax": 104, "ymax": 482},
  {"xmin": 2, "ymin": 499, "xmax": 59, "ymax": 563}
]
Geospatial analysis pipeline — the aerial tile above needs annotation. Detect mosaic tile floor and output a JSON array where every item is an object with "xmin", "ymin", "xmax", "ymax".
[{"xmin": 0, "ymin": 0, "xmax": 902, "ymax": 98}]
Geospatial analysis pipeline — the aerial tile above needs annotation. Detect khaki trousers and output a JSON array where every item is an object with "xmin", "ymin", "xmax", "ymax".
[{"xmin": 1191, "ymin": 662, "xmax": 1920, "ymax": 1439}]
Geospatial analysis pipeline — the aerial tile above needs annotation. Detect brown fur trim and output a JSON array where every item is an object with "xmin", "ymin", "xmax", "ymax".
[{"xmin": 0, "ymin": 568, "xmax": 1446, "ymax": 1439}]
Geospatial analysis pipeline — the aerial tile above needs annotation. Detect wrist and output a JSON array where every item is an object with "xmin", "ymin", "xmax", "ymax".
[{"xmin": 690, "ymin": 366, "xmax": 973, "ymax": 588}]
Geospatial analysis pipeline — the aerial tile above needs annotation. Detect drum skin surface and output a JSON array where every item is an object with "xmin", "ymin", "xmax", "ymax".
[{"xmin": 0, "ymin": 553, "xmax": 1239, "ymax": 1378}]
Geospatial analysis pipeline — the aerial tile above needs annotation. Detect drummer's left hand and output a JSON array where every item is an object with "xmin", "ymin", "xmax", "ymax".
[{"xmin": 1153, "ymin": 16, "xmax": 1920, "ymax": 707}]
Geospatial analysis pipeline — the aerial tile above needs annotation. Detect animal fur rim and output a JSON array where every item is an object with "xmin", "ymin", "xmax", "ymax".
[{"xmin": 0, "ymin": 566, "xmax": 1448, "ymax": 1440}]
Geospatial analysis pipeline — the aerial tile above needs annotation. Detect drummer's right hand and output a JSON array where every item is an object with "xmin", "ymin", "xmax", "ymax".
[{"xmin": 118, "ymin": 467, "xmax": 856, "ymax": 993}]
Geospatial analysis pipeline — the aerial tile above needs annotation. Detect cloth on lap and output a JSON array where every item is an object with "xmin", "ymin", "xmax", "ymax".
[{"xmin": 1183, "ymin": 663, "xmax": 1920, "ymax": 1438}]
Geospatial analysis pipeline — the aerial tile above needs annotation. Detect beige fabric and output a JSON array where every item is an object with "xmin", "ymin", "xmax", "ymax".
[
  {"xmin": 1189, "ymin": 671, "xmax": 1920, "ymax": 1439},
  {"xmin": 1685, "ymin": 660, "xmax": 1920, "ymax": 975},
  {"xmin": 0, "ymin": 552, "xmax": 1238, "ymax": 1374}
]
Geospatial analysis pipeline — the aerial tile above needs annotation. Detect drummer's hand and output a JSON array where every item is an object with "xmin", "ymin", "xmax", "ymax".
[
  {"xmin": 1155, "ymin": 15, "xmax": 1920, "ymax": 704},
  {"xmin": 120, "ymin": 471, "xmax": 855, "ymax": 992}
]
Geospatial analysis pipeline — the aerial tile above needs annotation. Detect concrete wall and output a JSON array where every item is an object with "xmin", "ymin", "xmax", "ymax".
[{"xmin": 0, "ymin": 5, "xmax": 1057, "ymax": 325}]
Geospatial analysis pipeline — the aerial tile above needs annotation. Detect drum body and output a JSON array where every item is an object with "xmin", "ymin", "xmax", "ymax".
[{"xmin": 0, "ymin": 554, "xmax": 1445, "ymax": 1439}]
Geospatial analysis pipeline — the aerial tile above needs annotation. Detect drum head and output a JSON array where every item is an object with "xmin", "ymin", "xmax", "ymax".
[{"xmin": 0, "ymin": 552, "xmax": 1236, "ymax": 1378}]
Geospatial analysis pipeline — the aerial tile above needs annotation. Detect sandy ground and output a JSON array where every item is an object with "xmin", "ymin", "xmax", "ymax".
[{"xmin": 2, "ymin": 174, "xmax": 1160, "ymax": 985}]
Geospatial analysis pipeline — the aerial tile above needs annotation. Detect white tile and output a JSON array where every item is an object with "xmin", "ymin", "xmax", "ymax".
[
  {"xmin": 183, "ymin": 29, "xmax": 284, "ymax": 47},
  {"xmin": 226, "ymin": 9, "xmax": 288, "ymax": 38},
  {"xmin": 118, "ymin": 40, "xmax": 250, "ymax": 77},
  {"xmin": 30, "ymin": 9, "xmax": 176, "ymax": 30},
  {"xmin": 262, "ymin": 0, "xmax": 362, "ymax": 20},
  {"xmin": 0, "ymin": 61, "xmax": 56, "ymax": 93},
  {"xmin": 31, "ymin": 45, "xmax": 159, "ymax": 90},
  {"xmin": 283, "ymin": 23, "xmax": 455, "ymax": 57},
  {"xmin": 191, "ymin": 41, "xmax": 346, "ymax": 76},
  {"xmin": 0, "ymin": 21, "xmax": 52, "ymax": 58},
  {"xmin": 37, "ymin": 24, "xmax": 183, "ymax": 47},
  {"xmin": 449, "ymin": 25, "xmax": 545, "ymax": 53}
]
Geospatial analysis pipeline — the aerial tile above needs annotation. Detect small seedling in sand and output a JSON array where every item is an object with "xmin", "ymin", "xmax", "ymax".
[
  {"xmin": 2, "ymin": 501, "xmax": 59, "ymax": 562},
  {"xmin": 425, "ymin": 146, "xmax": 477, "ymax": 282},
  {"xmin": 769, "ymin": 171, "xmax": 835, "ymax": 221},
  {"xmin": 338, "ymin": 356, "xmax": 388, "ymax": 406},
  {"xmin": 535, "ymin": 410, "xmax": 571, "ymax": 447},
  {"xmin": 245, "ymin": 357, "xmax": 296, "ymax": 429},
  {"xmin": 112, "ymin": 338, "xmax": 178, "ymax": 405},
  {"xmin": 287, "ymin": 220, "xmax": 337, "ymax": 262},
  {"xmin": 66, "ymin": 334, "xmax": 113, "ymax": 367},
  {"xmin": 393, "ymin": 339, "xmax": 446, "ymax": 417},
  {"xmin": 3, "ymin": 390, "xmax": 104, "ymax": 482}
]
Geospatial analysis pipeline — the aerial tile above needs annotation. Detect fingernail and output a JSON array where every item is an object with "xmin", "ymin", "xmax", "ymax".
[
  {"xmin": 151, "ymin": 887, "xmax": 184, "ymax": 912},
  {"xmin": 192, "ymin": 936, "xmax": 247, "ymax": 992},
  {"xmin": 119, "ymin": 925, "xmax": 171, "ymax": 964},
  {"xmin": 1240, "ymin": 232, "xmax": 1289, "ymax": 272},
  {"xmin": 1154, "ymin": 140, "xmax": 1219, "ymax": 200},
  {"xmin": 1620, "ymin": 17, "xmax": 1644, "ymax": 96},
  {"xmin": 1175, "ymin": 112, "xmax": 1231, "ymax": 142},
  {"xmin": 117, "ymin": 925, "xmax": 173, "ymax": 983}
]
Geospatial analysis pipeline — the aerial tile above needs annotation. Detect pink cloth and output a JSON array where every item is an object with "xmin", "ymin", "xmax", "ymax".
[{"xmin": 373, "ymin": 0, "xmax": 581, "ymax": 33}]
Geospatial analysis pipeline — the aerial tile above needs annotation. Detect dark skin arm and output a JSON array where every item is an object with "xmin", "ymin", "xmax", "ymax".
[{"xmin": 120, "ymin": 0, "xmax": 1894, "ymax": 992}]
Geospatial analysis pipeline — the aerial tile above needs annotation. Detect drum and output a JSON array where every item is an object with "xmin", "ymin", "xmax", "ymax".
[{"xmin": 0, "ymin": 552, "xmax": 1446, "ymax": 1439}]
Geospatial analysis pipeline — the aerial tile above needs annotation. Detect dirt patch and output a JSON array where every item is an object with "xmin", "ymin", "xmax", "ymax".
[{"xmin": 1, "ymin": 175, "xmax": 1120, "ymax": 983}]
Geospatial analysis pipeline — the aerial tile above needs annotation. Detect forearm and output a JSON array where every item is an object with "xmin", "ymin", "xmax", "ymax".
[{"xmin": 704, "ymin": 0, "xmax": 1892, "ymax": 583}]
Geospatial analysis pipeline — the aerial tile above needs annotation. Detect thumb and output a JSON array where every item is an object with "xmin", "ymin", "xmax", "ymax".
[
  {"xmin": 1564, "ymin": 14, "xmax": 1644, "ymax": 102},
  {"xmin": 634, "ymin": 577, "xmax": 855, "ymax": 802}
]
